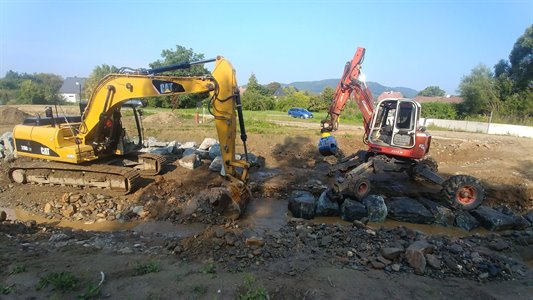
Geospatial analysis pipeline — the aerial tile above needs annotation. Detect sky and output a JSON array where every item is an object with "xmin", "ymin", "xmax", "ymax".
[{"xmin": 0, "ymin": 0, "xmax": 531, "ymax": 94}]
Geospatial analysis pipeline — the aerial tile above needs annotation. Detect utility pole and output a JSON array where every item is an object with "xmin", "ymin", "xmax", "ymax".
[{"xmin": 75, "ymin": 81, "xmax": 82, "ymax": 103}]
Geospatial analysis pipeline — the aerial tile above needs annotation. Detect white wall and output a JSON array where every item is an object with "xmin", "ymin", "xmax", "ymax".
[
  {"xmin": 61, "ymin": 93, "xmax": 80, "ymax": 103},
  {"xmin": 420, "ymin": 118, "xmax": 533, "ymax": 138}
]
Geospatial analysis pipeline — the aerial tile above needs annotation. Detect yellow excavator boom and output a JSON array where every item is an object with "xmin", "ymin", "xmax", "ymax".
[{"xmin": 11, "ymin": 56, "xmax": 250, "ymax": 215}]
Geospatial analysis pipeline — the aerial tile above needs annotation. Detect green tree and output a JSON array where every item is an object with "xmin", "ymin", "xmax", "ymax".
[
  {"xmin": 35, "ymin": 73, "xmax": 63, "ymax": 104},
  {"xmin": 274, "ymin": 88, "xmax": 311, "ymax": 111},
  {"xmin": 494, "ymin": 59, "xmax": 511, "ymax": 78},
  {"xmin": 509, "ymin": 25, "xmax": 533, "ymax": 90},
  {"xmin": 0, "ymin": 71, "xmax": 64, "ymax": 104},
  {"xmin": 421, "ymin": 102, "xmax": 457, "ymax": 119},
  {"xmin": 245, "ymin": 73, "xmax": 270, "ymax": 96},
  {"xmin": 497, "ymin": 90, "xmax": 533, "ymax": 123},
  {"xmin": 242, "ymin": 74, "xmax": 275, "ymax": 110},
  {"xmin": 309, "ymin": 86, "xmax": 334, "ymax": 111},
  {"xmin": 242, "ymin": 90, "xmax": 275, "ymax": 110},
  {"xmin": 417, "ymin": 86, "xmax": 446, "ymax": 97},
  {"xmin": 85, "ymin": 64, "xmax": 119, "ymax": 100},
  {"xmin": 458, "ymin": 64, "xmax": 500, "ymax": 115},
  {"xmin": 17, "ymin": 80, "xmax": 44, "ymax": 104},
  {"xmin": 148, "ymin": 45, "xmax": 210, "ymax": 108},
  {"xmin": 265, "ymin": 82, "xmax": 281, "ymax": 95}
]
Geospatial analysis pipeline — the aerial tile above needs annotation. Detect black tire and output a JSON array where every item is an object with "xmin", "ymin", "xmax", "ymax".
[
  {"xmin": 441, "ymin": 175, "xmax": 485, "ymax": 210},
  {"xmin": 350, "ymin": 177, "xmax": 371, "ymax": 201},
  {"xmin": 407, "ymin": 157, "xmax": 438, "ymax": 181}
]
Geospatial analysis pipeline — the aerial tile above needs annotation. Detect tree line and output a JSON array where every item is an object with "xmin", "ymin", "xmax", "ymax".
[
  {"xmin": 418, "ymin": 25, "xmax": 532, "ymax": 124},
  {"xmin": 0, "ymin": 71, "xmax": 63, "ymax": 105},
  {"xmin": 1, "ymin": 25, "xmax": 531, "ymax": 125}
]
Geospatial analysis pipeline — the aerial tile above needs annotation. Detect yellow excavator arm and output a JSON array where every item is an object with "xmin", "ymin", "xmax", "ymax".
[{"xmin": 12, "ymin": 56, "xmax": 250, "ymax": 215}]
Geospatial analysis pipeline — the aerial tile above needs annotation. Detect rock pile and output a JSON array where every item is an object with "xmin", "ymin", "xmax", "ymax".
[
  {"xmin": 171, "ymin": 220, "xmax": 532, "ymax": 280},
  {"xmin": 289, "ymin": 190, "xmax": 533, "ymax": 232},
  {"xmin": 0, "ymin": 131, "xmax": 15, "ymax": 162},
  {"xmin": 2, "ymin": 215, "xmax": 531, "ymax": 281},
  {"xmin": 141, "ymin": 137, "xmax": 262, "ymax": 173},
  {"xmin": 42, "ymin": 192, "xmax": 133, "ymax": 223}
]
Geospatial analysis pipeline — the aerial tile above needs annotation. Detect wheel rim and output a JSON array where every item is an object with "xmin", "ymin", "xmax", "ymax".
[{"xmin": 456, "ymin": 185, "xmax": 476, "ymax": 205}]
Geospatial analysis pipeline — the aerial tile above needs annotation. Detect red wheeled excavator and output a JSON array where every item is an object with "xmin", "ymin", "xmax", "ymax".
[{"xmin": 318, "ymin": 47, "xmax": 485, "ymax": 210}]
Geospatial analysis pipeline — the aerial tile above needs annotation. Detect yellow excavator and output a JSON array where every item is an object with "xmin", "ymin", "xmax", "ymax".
[{"xmin": 9, "ymin": 56, "xmax": 250, "ymax": 214}]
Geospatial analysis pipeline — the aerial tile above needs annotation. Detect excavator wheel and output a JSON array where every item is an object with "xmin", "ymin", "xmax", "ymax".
[
  {"xmin": 441, "ymin": 175, "xmax": 485, "ymax": 210},
  {"xmin": 407, "ymin": 157, "xmax": 438, "ymax": 181},
  {"xmin": 350, "ymin": 176, "xmax": 371, "ymax": 201}
]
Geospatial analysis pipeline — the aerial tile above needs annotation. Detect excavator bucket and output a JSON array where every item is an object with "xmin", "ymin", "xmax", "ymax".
[
  {"xmin": 318, "ymin": 132, "xmax": 338, "ymax": 156},
  {"xmin": 203, "ymin": 184, "xmax": 251, "ymax": 220}
]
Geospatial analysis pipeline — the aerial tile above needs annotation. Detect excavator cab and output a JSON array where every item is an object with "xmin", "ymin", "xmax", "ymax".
[{"xmin": 368, "ymin": 98, "xmax": 419, "ymax": 149}]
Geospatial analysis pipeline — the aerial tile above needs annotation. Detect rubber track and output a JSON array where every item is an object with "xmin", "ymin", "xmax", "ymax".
[
  {"xmin": 137, "ymin": 153, "xmax": 167, "ymax": 176},
  {"xmin": 8, "ymin": 161, "xmax": 141, "ymax": 194}
]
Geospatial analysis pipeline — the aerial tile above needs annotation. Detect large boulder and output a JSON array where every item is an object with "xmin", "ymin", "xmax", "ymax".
[
  {"xmin": 209, "ymin": 156, "xmax": 224, "ymax": 172},
  {"xmin": 315, "ymin": 189, "xmax": 340, "ymax": 217},
  {"xmin": 243, "ymin": 153, "xmax": 264, "ymax": 168},
  {"xmin": 418, "ymin": 198, "xmax": 455, "ymax": 227},
  {"xmin": 179, "ymin": 141, "xmax": 198, "ymax": 149},
  {"xmin": 522, "ymin": 211, "xmax": 533, "ymax": 224},
  {"xmin": 1, "ymin": 131, "xmax": 14, "ymax": 154},
  {"xmin": 199, "ymin": 138, "xmax": 218, "ymax": 150},
  {"xmin": 387, "ymin": 197, "xmax": 434, "ymax": 224},
  {"xmin": 182, "ymin": 148, "xmax": 197, "ymax": 157},
  {"xmin": 362, "ymin": 195, "xmax": 387, "ymax": 222},
  {"xmin": 340, "ymin": 198, "xmax": 367, "ymax": 222},
  {"xmin": 178, "ymin": 154, "xmax": 201, "ymax": 170},
  {"xmin": 195, "ymin": 149, "xmax": 210, "ymax": 160},
  {"xmin": 144, "ymin": 147, "xmax": 172, "ymax": 155},
  {"xmin": 145, "ymin": 137, "xmax": 168, "ymax": 147},
  {"xmin": 471, "ymin": 205, "xmax": 517, "ymax": 231},
  {"xmin": 454, "ymin": 210, "xmax": 479, "ymax": 231},
  {"xmin": 209, "ymin": 144, "xmax": 221, "ymax": 160},
  {"xmin": 288, "ymin": 190, "xmax": 316, "ymax": 220},
  {"xmin": 405, "ymin": 240, "xmax": 435, "ymax": 275}
]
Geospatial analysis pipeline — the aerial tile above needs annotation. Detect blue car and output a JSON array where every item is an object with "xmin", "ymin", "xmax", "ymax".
[{"xmin": 288, "ymin": 107, "xmax": 313, "ymax": 119}]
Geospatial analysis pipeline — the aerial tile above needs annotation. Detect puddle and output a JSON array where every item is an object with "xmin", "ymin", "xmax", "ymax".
[
  {"xmin": 311, "ymin": 217, "xmax": 487, "ymax": 237},
  {"xmin": 239, "ymin": 197, "xmax": 288, "ymax": 234},
  {"xmin": 0, "ymin": 201, "xmax": 494, "ymax": 239},
  {"xmin": 132, "ymin": 221, "xmax": 205, "ymax": 237},
  {"xmin": 1, "ymin": 207, "xmax": 140, "ymax": 231},
  {"xmin": 1, "ymin": 207, "xmax": 210, "ymax": 239}
]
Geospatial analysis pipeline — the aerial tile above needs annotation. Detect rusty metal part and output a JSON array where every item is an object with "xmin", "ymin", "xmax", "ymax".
[{"xmin": 8, "ymin": 161, "xmax": 141, "ymax": 194}]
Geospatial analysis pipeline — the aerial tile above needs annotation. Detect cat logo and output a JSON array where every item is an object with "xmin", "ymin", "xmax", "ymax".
[
  {"xmin": 152, "ymin": 80, "xmax": 185, "ymax": 94},
  {"xmin": 160, "ymin": 82, "xmax": 173, "ymax": 93}
]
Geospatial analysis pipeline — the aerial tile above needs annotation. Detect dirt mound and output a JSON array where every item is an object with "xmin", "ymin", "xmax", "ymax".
[
  {"xmin": 143, "ymin": 112, "xmax": 181, "ymax": 124},
  {"xmin": 0, "ymin": 106, "xmax": 31, "ymax": 125}
]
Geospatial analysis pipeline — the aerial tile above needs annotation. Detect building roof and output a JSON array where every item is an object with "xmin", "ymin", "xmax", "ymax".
[
  {"xmin": 413, "ymin": 96, "xmax": 463, "ymax": 104},
  {"xmin": 377, "ymin": 91, "xmax": 403, "ymax": 101},
  {"xmin": 59, "ymin": 77, "xmax": 87, "ymax": 94}
]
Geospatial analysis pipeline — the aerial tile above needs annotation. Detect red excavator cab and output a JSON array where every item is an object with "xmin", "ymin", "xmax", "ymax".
[{"xmin": 366, "ymin": 98, "xmax": 431, "ymax": 160}]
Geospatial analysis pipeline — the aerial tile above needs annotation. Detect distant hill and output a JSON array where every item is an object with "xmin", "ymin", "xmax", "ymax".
[{"xmin": 284, "ymin": 79, "xmax": 418, "ymax": 98}]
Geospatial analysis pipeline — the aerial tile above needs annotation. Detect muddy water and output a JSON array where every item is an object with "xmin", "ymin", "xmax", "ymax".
[
  {"xmin": 2, "ymin": 207, "xmax": 205, "ymax": 238},
  {"xmin": 239, "ymin": 197, "xmax": 288, "ymax": 234},
  {"xmin": 1, "ymin": 202, "xmax": 488, "ymax": 238},
  {"xmin": 311, "ymin": 217, "xmax": 486, "ymax": 237}
]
